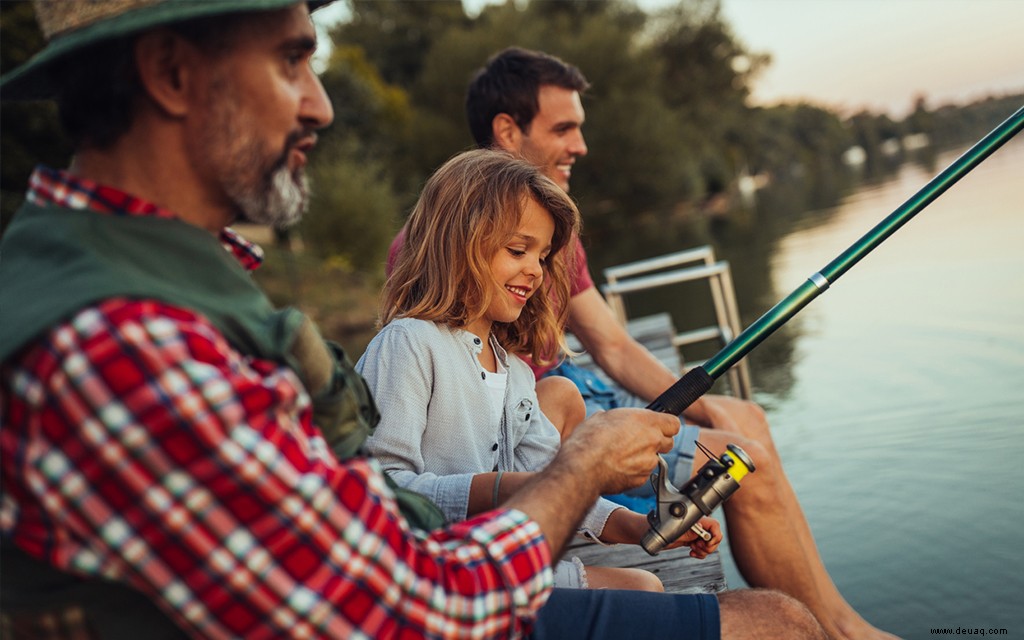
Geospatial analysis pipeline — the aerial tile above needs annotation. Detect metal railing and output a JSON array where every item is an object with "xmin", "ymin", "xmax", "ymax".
[{"xmin": 600, "ymin": 246, "xmax": 752, "ymax": 400}]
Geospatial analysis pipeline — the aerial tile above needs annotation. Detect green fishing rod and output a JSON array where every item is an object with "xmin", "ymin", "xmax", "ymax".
[{"xmin": 640, "ymin": 104, "xmax": 1024, "ymax": 555}]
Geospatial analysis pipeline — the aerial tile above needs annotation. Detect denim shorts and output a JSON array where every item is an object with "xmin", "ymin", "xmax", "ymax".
[
  {"xmin": 531, "ymin": 589, "xmax": 720, "ymax": 639},
  {"xmin": 542, "ymin": 362, "xmax": 700, "ymax": 510}
]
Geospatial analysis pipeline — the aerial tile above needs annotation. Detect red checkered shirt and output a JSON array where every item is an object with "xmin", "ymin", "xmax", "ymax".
[{"xmin": 0, "ymin": 167, "xmax": 554, "ymax": 639}]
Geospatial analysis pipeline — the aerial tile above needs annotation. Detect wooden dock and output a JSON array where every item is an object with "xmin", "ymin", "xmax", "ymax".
[
  {"xmin": 563, "ymin": 313, "xmax": 727, "ymax": 594},
  {"xmin": 567, "ymin": 537, "xmax": 727, "ymax": 594}
]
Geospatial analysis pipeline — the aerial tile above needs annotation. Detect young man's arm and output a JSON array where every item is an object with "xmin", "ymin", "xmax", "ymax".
[
  {"xmin": 567, "ymin": 286, "xmax": 679, "ymax": 401},
  {"xmin": 566, "ymin": 286, "xmax": 727, "ymax": 428}
]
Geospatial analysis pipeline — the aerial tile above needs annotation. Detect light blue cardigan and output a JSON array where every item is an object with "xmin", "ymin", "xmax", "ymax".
[{"xmin": 356, "ymin": 317, "xmax": 621, "ymax": 540}]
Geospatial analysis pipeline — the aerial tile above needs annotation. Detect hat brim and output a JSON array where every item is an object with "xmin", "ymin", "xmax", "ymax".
[{"xmin": 1, "ymin": 0, "xmax": 335, "ymax": 101}]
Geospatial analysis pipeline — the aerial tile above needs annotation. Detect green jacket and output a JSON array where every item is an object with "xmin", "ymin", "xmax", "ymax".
[{"xmin": 0, "ymin": 203, "xmax": 443, "ymax": 637}]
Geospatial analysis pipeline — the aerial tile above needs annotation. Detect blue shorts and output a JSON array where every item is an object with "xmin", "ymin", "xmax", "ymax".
[
  {"xmin": 542, "ymin": 362, "xmax": 700, "ymax": 511},
  {"xmin": 531, "ymin": 588, "xmax": 720, "ymax": 639}
]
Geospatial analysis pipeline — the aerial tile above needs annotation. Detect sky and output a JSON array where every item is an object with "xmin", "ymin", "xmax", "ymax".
[
  {"xmin": 315, "ymin": 0, "xmax": 1024, "ymax": 119},
  {"xmin": 711, "ymin": 0, "xmax": 1024, "ymax": 117}
]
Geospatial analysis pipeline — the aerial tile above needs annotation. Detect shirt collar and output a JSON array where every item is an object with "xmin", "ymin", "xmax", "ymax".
[
  {"xmin": 450, "ymin": 326, "xmax": 510, "ymax": 370},
  {"xmin": 26, "ymin": 165, "xmax": 264, "ymax": 272}
]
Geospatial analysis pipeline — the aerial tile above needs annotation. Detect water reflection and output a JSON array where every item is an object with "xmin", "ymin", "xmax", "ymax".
[{"xmin": 585, "ymin": 137, "xmax": 1024, "ymax": 634}]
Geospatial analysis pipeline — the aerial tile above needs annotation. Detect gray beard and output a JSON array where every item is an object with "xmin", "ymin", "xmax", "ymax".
[
  {"xmin": 232, "ymin": 158, "xmax": 309, "ymax": 229},
  {"xmin": 201, "ymin": 76, "xmax": 311, "ymax": 230}
]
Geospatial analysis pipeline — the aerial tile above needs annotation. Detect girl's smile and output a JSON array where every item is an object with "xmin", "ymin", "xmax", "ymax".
[{"xmin": 464, "ymin": 196, "xmax": 554, "ymax": 343}]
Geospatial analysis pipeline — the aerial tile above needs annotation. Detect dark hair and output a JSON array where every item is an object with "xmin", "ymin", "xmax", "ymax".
[
  {"xmin": 465, "ymin": 47, "xmax": 590, "ymax": 148},
  {"xmin": 54, "ymin": 15, "xmax": 241, "ymax": 150}
]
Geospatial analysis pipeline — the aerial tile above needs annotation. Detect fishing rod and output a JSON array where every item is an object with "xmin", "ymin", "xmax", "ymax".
[{"xmin": 640, "ymin": 104, "xmax": 1024, "ymax": 555}]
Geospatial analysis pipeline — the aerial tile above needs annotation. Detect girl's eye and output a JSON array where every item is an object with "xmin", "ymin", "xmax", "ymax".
[{"xmin": 507, "ymin": 248, "xmax": 526, "ymax": 257}]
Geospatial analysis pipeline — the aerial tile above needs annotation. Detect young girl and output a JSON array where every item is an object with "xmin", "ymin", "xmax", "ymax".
[{"xmin": 357, "ymin": 149, "xmax": 720, "ymax": 591}]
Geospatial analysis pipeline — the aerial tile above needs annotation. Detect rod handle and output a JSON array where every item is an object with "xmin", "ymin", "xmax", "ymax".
[{"xmin": 646, "ymin": 367, "xmax": 714, "ymax": 416}]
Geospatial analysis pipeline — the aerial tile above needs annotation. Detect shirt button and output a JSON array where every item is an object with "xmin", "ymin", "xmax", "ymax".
[
  {"xmin": 525, "ymin": 413, "xmax": 531, "ymax": 421},
  {"xmin": 480, "ymin": 371, "xmax": 486, "ymax": 380},
  {"xmin": 492, "ymin": 443, "xmax": 498, "ymax": 451},
  {"xmin": 473, "ymin": 337, "xmax": 481, "ymax": 345}
]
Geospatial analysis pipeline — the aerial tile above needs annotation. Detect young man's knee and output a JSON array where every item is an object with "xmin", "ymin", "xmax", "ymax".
[
  {"xmin": 719, "ymin": 395, "xmax": 773, "ymax": 441},
  {"xmin": 695, "ymin": 429, "xmax": 776, "ymax": 482}
]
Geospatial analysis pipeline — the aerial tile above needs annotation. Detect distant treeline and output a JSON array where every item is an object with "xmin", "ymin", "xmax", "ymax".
[{"xmin": 2, "ymin": 0, "xmax": 1020, "ymax": 271}]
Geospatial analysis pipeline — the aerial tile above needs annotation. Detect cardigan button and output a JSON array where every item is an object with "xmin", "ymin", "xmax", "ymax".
[
  {"xmin": 473, "ymin": 337, "xmax": 481, "ymax": 344},
  {"xmin": 480, "ymin": 371, "xmax": 486, "ymax": 380},
  {"xmin": 524, "ymin": 413, "xmax": 531, "ymax": 421},
  {"xmin": 492, "ymin": 443, "xmax": 498, "ymax": 451}
]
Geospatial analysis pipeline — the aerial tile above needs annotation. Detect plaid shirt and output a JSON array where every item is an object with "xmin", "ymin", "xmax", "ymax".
[{"xmin": 0, "ymin": 167, "xmax": 554, "ymax": 639}]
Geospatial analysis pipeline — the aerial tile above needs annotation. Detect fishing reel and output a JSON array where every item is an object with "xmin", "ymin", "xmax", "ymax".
[{"xmin": 640, "ymin": 443, "xmax": 755, "ymax": 555}]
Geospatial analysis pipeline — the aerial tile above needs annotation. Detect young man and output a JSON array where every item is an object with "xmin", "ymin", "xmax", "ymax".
[
  {"xmin": 0, "ymin": 3, "xmax": 822, "ymax": 639},
  {"xmin": 391, "ymin": 46, "xmax": 895, "ymax": 640}
]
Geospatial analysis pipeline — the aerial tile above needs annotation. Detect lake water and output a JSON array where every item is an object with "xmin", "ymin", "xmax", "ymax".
[{"xmin": 605, "ymin": 137, "xmax": 1024, "ymax": 637}]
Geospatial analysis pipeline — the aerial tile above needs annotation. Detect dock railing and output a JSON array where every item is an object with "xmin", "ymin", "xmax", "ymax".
[{"xmin": 600, "ymin": 246, "xmax": 752, "ymax": 400}]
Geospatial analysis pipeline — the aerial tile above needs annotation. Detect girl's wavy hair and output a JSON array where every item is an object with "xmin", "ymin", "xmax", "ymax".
[{"xmin": 383, "ymin": 149, "xmax": 581, "ymax": 366}]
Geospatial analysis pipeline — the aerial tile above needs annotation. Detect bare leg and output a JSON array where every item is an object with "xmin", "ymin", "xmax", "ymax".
[
  {"xmin": 697, "ymin": 397, "xmax": 900, "ymax": 640},
  {"xmin": 584, "ymin": 566, "xmax": 664, "ymax": 592},
  {"xmin": 535, "ymin": 376, "xmax": 586, "ymax": 441},
  {"xmin": 719, "ymin": 589, "xmax": 827, "ymax": 639}
]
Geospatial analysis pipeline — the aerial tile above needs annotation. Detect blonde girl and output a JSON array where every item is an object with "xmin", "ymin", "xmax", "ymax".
[{"xmin": 357, "ymin": 149, "xmax": 719, "ymax": 591}]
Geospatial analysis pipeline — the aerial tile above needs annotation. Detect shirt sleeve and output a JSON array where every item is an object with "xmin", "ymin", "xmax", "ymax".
[
  {"xmin": 1, "ymin": 299, "xmax": 553, "ymax": 639},
  {"xmin": 357, "ymin": 322, "xmax": 480, "ymax": 523},
  {"xmin": 569, "ymin": 234, "xmax": 595, "ymax": 297}
]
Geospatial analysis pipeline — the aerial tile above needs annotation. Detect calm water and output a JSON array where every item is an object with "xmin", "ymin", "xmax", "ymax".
[{"xmin": 612, "ymin": 138, "xmax": 1024, "ymax": 637}]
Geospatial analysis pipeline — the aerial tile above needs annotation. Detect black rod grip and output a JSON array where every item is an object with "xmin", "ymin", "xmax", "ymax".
[{"xmin": 645, "ymin": 367, "xmax": 714, "ymax": 416}]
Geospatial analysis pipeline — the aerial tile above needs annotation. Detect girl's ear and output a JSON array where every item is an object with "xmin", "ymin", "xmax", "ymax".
[{"xmin": 491, "ymin": 113, "xmax": 523, "ymax": 153}]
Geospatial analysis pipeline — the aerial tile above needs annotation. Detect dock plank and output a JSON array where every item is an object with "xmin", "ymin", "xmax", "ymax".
[{"xmin": 567, "ymin": 540, "xmax": 727, "ymax": 594}]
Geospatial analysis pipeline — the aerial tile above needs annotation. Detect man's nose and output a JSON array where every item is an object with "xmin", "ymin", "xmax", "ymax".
[
  {"xmin": 570, "ymin": 130, "xmax": 588, "ymax": 157},
  {"xmin": 301, "ymin": 70, "xmax": 335, "ymax": 129}
]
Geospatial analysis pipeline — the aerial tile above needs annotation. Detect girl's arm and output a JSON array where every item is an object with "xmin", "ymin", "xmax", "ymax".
[{"xmin": 468, "ymin": 471, "xmax": 533, "ymax": 515}]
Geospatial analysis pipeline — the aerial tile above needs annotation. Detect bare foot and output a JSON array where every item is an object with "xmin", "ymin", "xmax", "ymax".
[{"xmin": 833, "ymin": 613, "xmax": 902, "ymax": 640}]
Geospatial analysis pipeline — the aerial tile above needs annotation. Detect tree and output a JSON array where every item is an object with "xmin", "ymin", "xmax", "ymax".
[
  {"xmin": 330, "ymin": 0, "xmax": 469, "ymax": 88},
  {"xmin": 1, "ymin": 1, "xmax": 72, "ymax": 231}
]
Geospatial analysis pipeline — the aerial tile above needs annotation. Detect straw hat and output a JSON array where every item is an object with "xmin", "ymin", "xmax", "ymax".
[{"xmin": 1, "ymin": 0, "xmax": 333, "ymax": 101}]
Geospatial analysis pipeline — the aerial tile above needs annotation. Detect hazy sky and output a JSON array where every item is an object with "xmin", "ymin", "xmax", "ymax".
[
  {"xmin": 714, "ymin": 0, "xmax": 1024, "ymax": 116},
  {"xmin": 315, "ymin": 0, "xmax": 1024, "ymax": 118}
]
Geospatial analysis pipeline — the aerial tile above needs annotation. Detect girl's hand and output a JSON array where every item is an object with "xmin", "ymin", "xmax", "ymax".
[{"xmin": 663, "ymin": 516, "xmax": 722, "ymax": 558}]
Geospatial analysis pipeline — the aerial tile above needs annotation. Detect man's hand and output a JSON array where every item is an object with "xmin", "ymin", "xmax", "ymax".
[
  {"xmin": 504, "ymin": 408, "xmax": 679, "ymax": 560},
  {"xmin": 560, "ymin": 408, "xmax": 680, "ymax": 495}
]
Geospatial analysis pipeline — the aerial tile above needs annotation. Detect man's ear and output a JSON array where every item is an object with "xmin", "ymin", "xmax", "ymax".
[
  {"xmin": 133, "ymin": 29, "xmax": 200, "ymax": 118},
  {"xmin": 491, "ymin": 113, "xmax": 523, "ymax": 153}
]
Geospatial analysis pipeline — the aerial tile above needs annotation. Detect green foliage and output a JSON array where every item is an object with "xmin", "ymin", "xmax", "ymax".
[
  {"xmin": 300, "ymin": 138, "xmax": 405, "ymax": 273},
  {"xmin": 331, "ymin": 0, "xmax": 470, "ymax": 87},
  {"xmin": 1, "ymin": 1, "xmax": 71, "ymax": 231},
  {"xmin": 3, "ymin": 0, "xmax": 1014, "ymax": 273}
]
